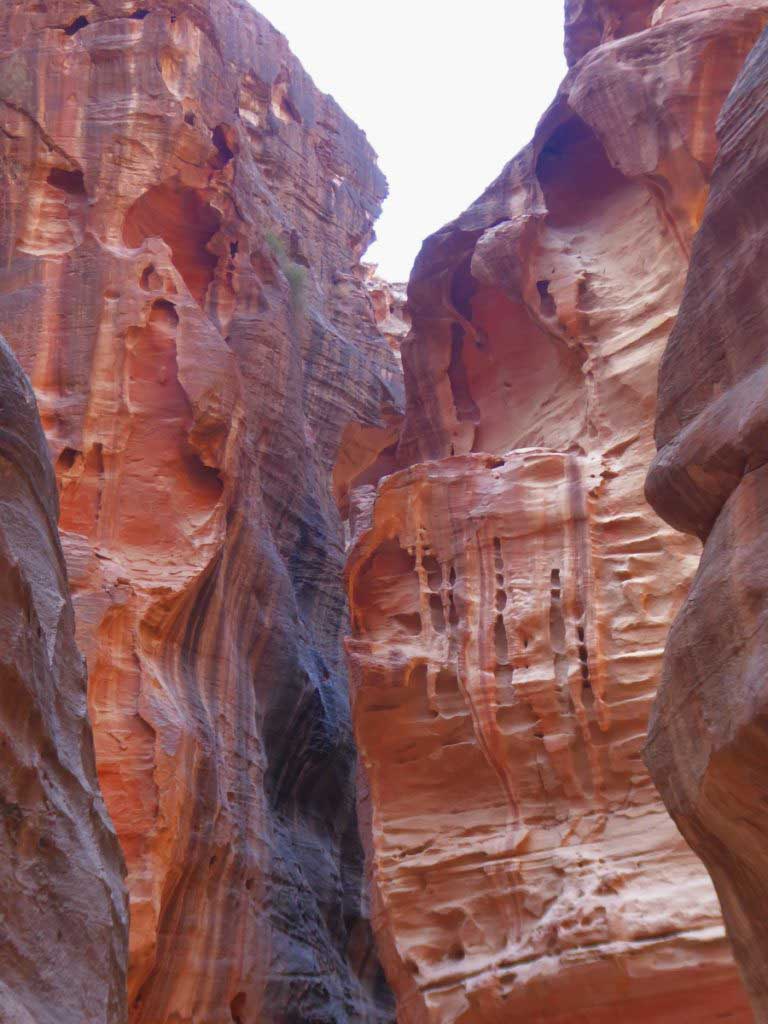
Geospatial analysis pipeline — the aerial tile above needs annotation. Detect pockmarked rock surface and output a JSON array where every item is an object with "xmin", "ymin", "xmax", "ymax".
[
  {"xmin": 0, "ymin": 2, "xmax": 400, "ymax": 1021},
  {"xmin": 0, "ymin": 338, "xmax": 127, "ymax": 1024},
  {"xmin": 346, "ymin": 2, "xmax": 768, "ymax": 1021},
  {"xmin": 645, "ymin": 24, "xmax": 768, "ymax": 1023}
]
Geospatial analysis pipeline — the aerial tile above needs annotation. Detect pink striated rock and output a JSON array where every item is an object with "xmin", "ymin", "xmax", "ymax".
[{"xmin": 345, "ymin": 1, "xmax": 768, "ymax": 1020}]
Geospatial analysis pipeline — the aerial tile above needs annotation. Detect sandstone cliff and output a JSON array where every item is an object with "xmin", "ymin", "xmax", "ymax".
[
  {"xmin": 345, "ymin": 2, "xmax": 768, "ymax": 1021},
  {"xmin": 646, "ymin": 23, "xmax": 768, "ymax": 1023},
  {"xmin": 0, "ymin": 337, "xmax": 127, "ymax": 1023},
  {"xmin": 0, "ymin": 2, "xmax": 399, "ymax": 1021}
]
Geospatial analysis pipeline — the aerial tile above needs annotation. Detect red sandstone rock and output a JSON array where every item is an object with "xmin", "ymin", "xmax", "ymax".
[
  {"xmin": 346, "ymin": 2, "xmax": 768, "ymax": 1020},
  {"xmin": 564, "ymin": 0, "xmax": 661, "ymax": 65},
  {"xmin": 0, "ymin": 336, "xmax": 127, "ymax": 1023},
  {"xmin": 0, "ymin": 2, "xmax": 398, "ymax": 1021},
  {"xmin": 645, "ymin": 23, "xmax": 768, "ymax": 1022},
  {"xmin": 364, "ymin": 266, "xmax": 409, "ymax": 362}
]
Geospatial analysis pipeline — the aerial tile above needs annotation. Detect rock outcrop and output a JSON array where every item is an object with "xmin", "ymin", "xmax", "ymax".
[
  {"xmin": 0, "ymin": 2, "xmax": 399, "ymax": 1021},
  {"xmin": 345, "ymin": 2, "xmax": 768, "ymax": 1021},
  {"xmin": 0, "ymin": 337, "xmax": 127, "ymax": 1024},
  {"xmin": 645, "ymin": 24, "xmax": 768, "ymax": 1022},
  {"xmin": 364, "ymin": 267, "xmax": 409, "ymax": 362}
]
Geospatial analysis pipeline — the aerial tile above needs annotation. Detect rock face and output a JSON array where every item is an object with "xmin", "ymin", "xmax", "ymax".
[
  {"xmin": 645, "ymin": 24, "xmax": 768, "ymax": 1022},
  {"xmin": 0, "ymin": 2, "xmax": 399, "ymax": 1021},
  {"xmin": 345, "ymin": 2, "xmax": 768, "ymax": 1021},
  {"xmin": 364, "ymin": 267, "xmax": 409, "ymax": 362},
  {"xmin": 0, "ymin": 338, "xmax": 127, "ymax": 1023}
]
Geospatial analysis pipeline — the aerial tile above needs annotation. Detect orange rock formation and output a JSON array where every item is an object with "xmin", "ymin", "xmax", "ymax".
[
  {"xmin": 0, "ymin": 2, "xmax": 398, "ymax": 1021},
  {"xmin": 646, "ymin": 23, "xmax": 768, "ymax": 1022},
  {"xmin": 0, "ymin": 337, "xmax": 127, "ymax": 1024},
  {"xmin": 346, "ymin": 2, "xmax": 768, "ymax": 1021}
]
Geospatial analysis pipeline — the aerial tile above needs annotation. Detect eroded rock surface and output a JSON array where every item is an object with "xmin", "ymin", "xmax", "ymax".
[
  {"xmin": 364, "ymin": 266, "xmax": 409, "ymax": 362},
  {"xmin": 645, "ymin": 24, "xmax": 768, "ymax": 1023},
  {"xmin": 0, "ymin": 2, "xmax": 399, "ymax": 1021},
  {"xmin": 0, "ymin": 337, "xmax": 127, "ymax": 1024},
  {"xmin": 346, "ymin": 2, "xmax": 768, "ymax": 1020}
]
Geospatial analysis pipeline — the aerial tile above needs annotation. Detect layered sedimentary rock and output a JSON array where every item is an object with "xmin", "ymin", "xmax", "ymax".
[
  {"xmin": 364, "ymin": 267, "xmax": 409, "ymax": 362},
  {"xmin": 332, "ymin": 270, "xmax": 408, "ymax": 524},
  {"xmin": 645, "ymin": 25, "xmax": 768, "ymax": 1022},
  {"xmin": 0, "ymin": 2, "xmax": 399, "ymax": 1021},
  {"xmin": 346, "ymin": 2, "xmax": 768, "ymax": 1020},
  {"xmin": 0, "ymin": 338, "xmax": 127, "ymax": 1023}
]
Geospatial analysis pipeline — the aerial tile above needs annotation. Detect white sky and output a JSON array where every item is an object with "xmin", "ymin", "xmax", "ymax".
[{"xmin": 250, "ymin": 2, "xmax": 567, "ymax": 281}]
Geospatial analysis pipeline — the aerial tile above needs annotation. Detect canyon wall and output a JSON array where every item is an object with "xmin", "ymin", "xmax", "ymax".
[
  {"xmin": 345, "ymin": 2, "xmax": 768, "ymax": 1021},
  {"xmin": 0, "ymin": 1, "xmax": 399, "ymax": 1021},
  {"xmin": 0, "ymin": 337, "xmax": 127, "ymax": 1023},
  {"xmin": 645, "ymin": 23, "xmax": 768, "ymax": 1022}
]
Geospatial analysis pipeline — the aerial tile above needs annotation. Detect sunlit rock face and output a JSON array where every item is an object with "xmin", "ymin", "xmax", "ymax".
[
  {"xmin": 364, "ymin": 266, "xmax": 409, "ymax": 362},
  {"xmin": 646, "ymin": 25, "xmax": 768, "ymax": 1023},
  {"xmin": 345, "ymin": 1, "xmax": 768, "ymax": 1021},
  {"xmin": 0, "ymin": 337, "xmax": 127, "ymax": 1024},
  {"xmin": 0, "ymin": 2, "xmax": 399, "ymax": 1022}
]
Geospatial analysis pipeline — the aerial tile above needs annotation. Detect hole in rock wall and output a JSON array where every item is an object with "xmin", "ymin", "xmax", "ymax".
[
  {"xmin": 436, "ymin": 668, "xmax": 458, "ymax": 698},
  {"xmin": 271, "ymin": 73, "xmax": 302, "ymax": 124},
  {"xmin": 536, "ymin": 278, "xmax": 556, "ymax": 317},
  {"xmin": 429, "ymin": 593, "xmax": 445, "ymax": 633},
  {"xmin": 549, "ymin": 568, "xmax": 566, "ymax": 652},
  {"xmin": 394, "ymin": 612, "xmax": 422, "ymax": 636},
  {"xmin": 140, "ymin": 263, "xmax": 165, "ymax": 292},
  {"xmin": 47, "ymin": 167, "xmax": 86, "ymax": 195},
  {"xmin": 123, "ymin": 180, "xmax": 222, "ymax": 306},
  {"xmin": 211, "ymin": 125, "xmax": 234, "ymax": 169},
  {"xmin": 57, "ymin": 447, "xmax": 78, "ymax": 472},
  {"xmin": 535, "ymin": 115, "xmax": 625, "ymax": 227},
  {"xmin": 577, "ymin": 624, "xmax": 591, "ymax": 688},
  {"xmin": 64, "ymin": 14, "xmax": 89, "ymax": 35},
  {"xmin": 422, "ymin": 553, "xmax": 442, "ymax": 591},
  {"xmin": 17, "ymin": 164, "xmax": 87, "ymax": 255},
  {"xmin": 494, "ymin": 615, "xmax": 509, "ymax": 664}
]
